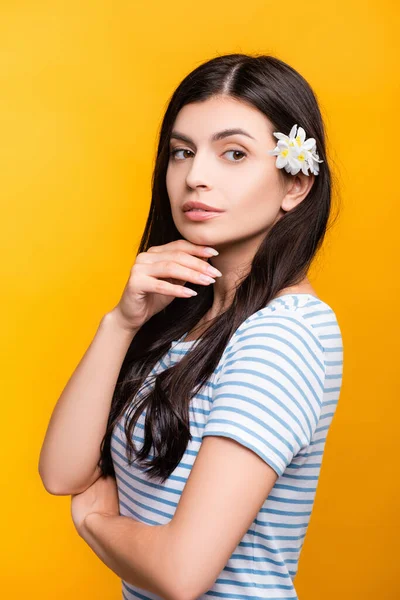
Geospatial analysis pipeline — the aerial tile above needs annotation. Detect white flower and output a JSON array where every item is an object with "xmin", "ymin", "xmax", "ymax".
[
  {"xmin": 305, "ymin": 149, "xmax": 324, "ymax": 175},
  {"xmin": 267, "ymin": 123, "xmax": 324, "ymax": 176}
]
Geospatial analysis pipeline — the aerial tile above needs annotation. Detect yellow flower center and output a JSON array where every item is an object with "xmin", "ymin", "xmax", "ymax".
[
  {"xmin": 280, "ymin": 148, "xmax": 289, "ymax": 157},
  {"xmin": 297, "ymin": 153, "xmax": 305, "ymax": 162},
  {"xmin": 295, "ymin": 135, "xmax": 302, "ymax": 146}
]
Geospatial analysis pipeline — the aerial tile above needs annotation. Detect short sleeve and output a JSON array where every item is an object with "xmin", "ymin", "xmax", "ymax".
[{"xmin": 202, "ymin": 311, "xmax": 326, "ymax": 477}]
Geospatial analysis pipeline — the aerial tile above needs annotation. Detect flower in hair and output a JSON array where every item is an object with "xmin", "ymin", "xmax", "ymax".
[{"xmin": 267, "ymin": 124, "xmax": 324, "ymax": 176}]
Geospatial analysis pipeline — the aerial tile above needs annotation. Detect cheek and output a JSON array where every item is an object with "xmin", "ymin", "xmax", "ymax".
[
  {"xmin": 229, "ymin": 171, "xmax": 282, "ymax": 219},
  {"xmin": 166, "ymin": 165, "xmax": 172, "ymax": 195},
  {"xmin": 166, "ymin": 166, "xmax": 179, "ymax": 208}
]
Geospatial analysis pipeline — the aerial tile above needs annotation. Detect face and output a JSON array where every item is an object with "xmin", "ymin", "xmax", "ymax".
[{"xmin": 166, "ymin": 95, "xmax": 311, "ymax": 251}]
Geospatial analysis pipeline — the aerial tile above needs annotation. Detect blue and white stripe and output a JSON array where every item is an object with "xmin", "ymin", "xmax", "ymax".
[{"xmin": 111, "ymin": 293, "xmax": 344, "ymax": 600}]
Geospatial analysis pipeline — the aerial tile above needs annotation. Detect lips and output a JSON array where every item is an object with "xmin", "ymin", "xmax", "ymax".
[
  {"xmin": 183, "ymin": 209, "xmax": 223, "ymax": 221},
  {"xmin": 182, "ymin": 201, "xmax": 223, "ymax": 212}
]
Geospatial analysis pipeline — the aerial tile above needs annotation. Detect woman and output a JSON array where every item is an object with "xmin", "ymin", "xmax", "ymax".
[{"xmin": 39, "ymin": 53, "xmax": 344, "ymax": 600}]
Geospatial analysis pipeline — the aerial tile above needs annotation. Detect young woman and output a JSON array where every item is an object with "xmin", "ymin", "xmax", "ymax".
[{"xmin": 39, "ymin": 53, "xmax": 344, "ymax": 600}]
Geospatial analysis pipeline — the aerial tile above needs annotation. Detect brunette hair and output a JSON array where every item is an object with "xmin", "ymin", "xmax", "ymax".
[{"xmin": 98, "ymin": 53, "xmax": 340, "ymax": 484}]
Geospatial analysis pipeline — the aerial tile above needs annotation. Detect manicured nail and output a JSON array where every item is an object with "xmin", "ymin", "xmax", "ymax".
[
  {"xmin": 183, "ymin": 288, "xmax": 198, "ymax": 296},
  {"xmin": 204, "ymin": 247, "xmax": 219, "ymax": 256}
]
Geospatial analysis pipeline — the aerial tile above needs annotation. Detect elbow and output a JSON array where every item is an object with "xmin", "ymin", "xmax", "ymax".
[
  {"xmin": 39, "ymin": 475, "xmax": 88, "ymax": 496},
  {"xmin": 170, "ymin": 557, "xmax": 216, "ymax": 600},
  {"xmin": 38, "ymin": 456, "xmax": 102, "ymax": 496},
  {"xmin": 161, "ymin": 581, "xmax": 194, "ymax": 600},
  {"xmin": 40, "ymin": 476, "xmax": 95, "ymax": 496},
  {"xmin": 159, "ymin": 532, "xmax": 211, "ymax": 600},
  {"xmin": 38, "ymin": 466, "xmax": 88, "ymax": 496},
  {"xmin": 170, "ymin": 580, "xmax": 208, "ymax": 600},
  {"xmin": 179, "ymin": 580, "xmax": 213, "ymax": 600},
  {"xmin": 38, "ymin": 460, "xmax": 58, "ymax": 495},
  {"xmin": 38, "ymin": 473, "xmax": 67, "ymax": 496},
  {"xmin": 38, "ymin": 466, "xmax": 70, "ymax": 495},
  {"xmin": 148, "ymin": 524, "xmax": 198, "ymax": 600},
  {"xmin": 38, "ymin": 453, "xmax": 66, "ymax": 495},
  {"xmin": 38, "ymin": 459, "xmax": 64, "ymax": 495}
]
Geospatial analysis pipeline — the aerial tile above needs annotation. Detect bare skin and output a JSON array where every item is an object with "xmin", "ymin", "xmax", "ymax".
[
  {"xmin": 166, "ymin": 94, "xmax": 319, "ymax": 343},
  {"xmin": 182, "ymin": 280, "xmax": 318, "ymax": 342}
]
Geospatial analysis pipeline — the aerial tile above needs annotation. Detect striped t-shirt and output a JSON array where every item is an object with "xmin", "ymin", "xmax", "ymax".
[{"xmin": 111, "ymin": 293, "xmax": 344, "ymax": 600}]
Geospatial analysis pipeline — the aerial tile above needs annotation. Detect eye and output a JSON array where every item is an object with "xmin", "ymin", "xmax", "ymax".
[
  {"xmin": 224, "ymin": 149, "xmax": 247, "ymax": 162},
  {"xmin": 169, "ymin": 148, "xmax": 248, "ymax": 162},
  {"xmin": 170, "ymin": 148, "xmax": 193, "ymax": 160}
]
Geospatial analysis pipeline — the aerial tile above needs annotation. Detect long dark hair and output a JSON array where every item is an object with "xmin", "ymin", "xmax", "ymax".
[{"xmin": 98, "ymin": 53, "xmax": 340, "ymax": 484}]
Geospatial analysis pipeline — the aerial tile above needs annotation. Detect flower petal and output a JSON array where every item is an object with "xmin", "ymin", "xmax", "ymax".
[
  {"xmin": 297, "ymin": 127, "xmax": 306, "ymax": 143},
  {"xmin": 289, "ymin": 124, "xmax": 297, "ymax": 139},
  {"xmin": 276, "ymin": 155, "xmax": 287, "ymax": 168},
  {"xmin": 274, "ymin": 133, "xmax": 289, "ymax": 142},
  {"xmin": 301, "ymin": 162, "xmax": 309, "ymax": 175},
  {"xmin": 303, "ymin": 138, "xmax": 316, "ymax": 150},
  {"xmin": 277, "ymin": 140, "xmax": 290, "ymax": 149}
]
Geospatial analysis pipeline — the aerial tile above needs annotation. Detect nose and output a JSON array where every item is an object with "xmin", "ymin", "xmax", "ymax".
[{"xmin": 185, "ymin": 152, "xmax": 213, "ymax": 190}]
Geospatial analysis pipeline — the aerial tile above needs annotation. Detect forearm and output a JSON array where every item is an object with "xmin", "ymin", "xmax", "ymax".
[
  {"xmin": 81, "ymin": 513, "xmax": 182, "ymax": 600},
  {"xmin": 39, "ymin": 311, "xmax": 138, "ymax": 495}
]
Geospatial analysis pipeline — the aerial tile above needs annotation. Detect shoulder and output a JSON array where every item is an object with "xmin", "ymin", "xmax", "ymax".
[
  {"xmin": 219, "ymin": 294, "xmax": 341, "ymax": 381},
  {"xmin": 229, "ymin": 294, "xmax": 332, "ymax": 350}
]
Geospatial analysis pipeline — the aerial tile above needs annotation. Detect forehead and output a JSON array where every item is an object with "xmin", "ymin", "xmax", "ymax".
[{"xmin": 171, "ymin": 96, "xmax": 274, "ymax": 142}]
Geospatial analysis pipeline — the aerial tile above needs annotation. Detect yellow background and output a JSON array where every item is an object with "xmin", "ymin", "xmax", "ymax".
[{"xmin": 1, "ymin": 1, "xmax": 398, "ymax": 598}]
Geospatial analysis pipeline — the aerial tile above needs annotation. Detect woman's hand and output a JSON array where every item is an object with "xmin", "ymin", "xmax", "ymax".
[
  {"xmin": 71, "ymin": 474, "xmax": 120, "ymax": 536},
  {"xmin": 110, "ymin": 239, "xmax": 221, "ymax": 332}
]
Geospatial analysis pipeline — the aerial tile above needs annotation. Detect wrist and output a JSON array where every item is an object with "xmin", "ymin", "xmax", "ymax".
[
  {"xmin": 102, "ymin": 310, "xmax": 139, "ymax": 337},
  {"xmin": 80, "ymin": 511, "xmax": 104, "ymax": 538}
]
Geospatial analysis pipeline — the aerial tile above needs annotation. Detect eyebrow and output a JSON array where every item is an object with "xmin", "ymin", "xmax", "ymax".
[{"xmin": 169, "ymin": 128, "xmax": 256, "ymax": 145}]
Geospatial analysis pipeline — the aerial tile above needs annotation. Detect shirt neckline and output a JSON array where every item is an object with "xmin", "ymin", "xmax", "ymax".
[{"xmin": 172, "ymin": 293, "xmax": 322, "ymax": 347}]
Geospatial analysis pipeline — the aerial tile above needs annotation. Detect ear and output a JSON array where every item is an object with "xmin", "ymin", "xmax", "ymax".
[{"xmin": 281, "ymin": 172, "xmax": 315, "ymax": 212}]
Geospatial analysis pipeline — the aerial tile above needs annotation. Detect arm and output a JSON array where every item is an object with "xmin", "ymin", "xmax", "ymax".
[
  {"xmin": 81, "ymin": 514, "xmax": 183, "ymax": 600},
  {"xmin": 38, "ymin": 310, "xmax": 139, "ymax": 495},
  {"xmin": 166, "ymin": 436, "xmax": 279, "ymax": 600},
  {"xmin": 163, "ymin": 312, "xmax": 325, "ymax": 599},
  {"xmin": 74, "ymin": 436, "xmax": 277, "ymax": 600},
  {"xmin": 72, "ymin": 313, "xmax": 323, "ymax": 600}
]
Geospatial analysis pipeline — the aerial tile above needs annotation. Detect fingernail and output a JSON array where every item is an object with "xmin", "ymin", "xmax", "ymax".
[
  {"xmin": 207, "ymin": 265, "xmax": 222, "ymax": 277},
  {"xmin": 204, "ymin": 247, "xmax": 219, "ymax": 256},
  {"xmin": 184, "ymin": 288, "xmax": 198, "ymax": 296}
]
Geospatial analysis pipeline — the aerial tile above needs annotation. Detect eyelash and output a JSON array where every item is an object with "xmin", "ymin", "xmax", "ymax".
[{"xmin": 169, "ymin": 148, "xmax": 248, "ymax": 163}]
